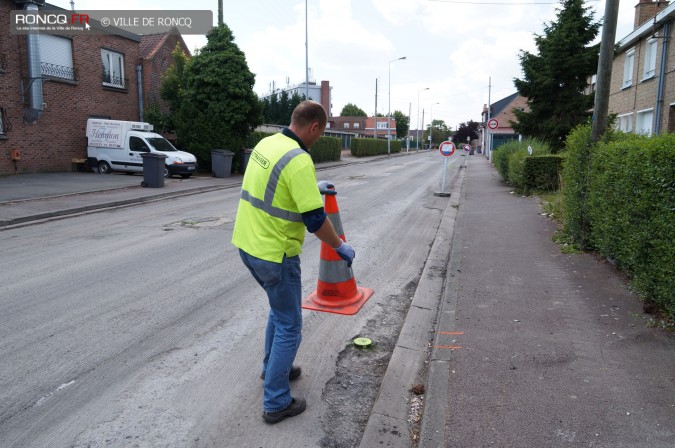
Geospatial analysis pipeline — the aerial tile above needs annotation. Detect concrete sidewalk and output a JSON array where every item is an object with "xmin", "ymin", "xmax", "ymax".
[
  {"xmin": 0, "ymin": 172, "xmax": 243, "ymax": 228},
  {"xmin": 419, "ymin": 156, "xmax": 674, "ymax": 447}
]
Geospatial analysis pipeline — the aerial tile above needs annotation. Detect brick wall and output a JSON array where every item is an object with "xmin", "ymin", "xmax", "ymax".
[
  {"xmin": 608, "ymin": 20, "xmax": 675, "ymax": 133},
  {"xmin": 0, "ymin": 0, "xmax": 140, "ymax": 174},
  {"xmin": 634, "ymin": 0, "xmax": 669, "ymax": 28},
  {"xmin": 494, "ymin": 95, "xmax": 529, "ymax": 132},
  {"xmin": 142, "ymin": 34, "xmax": 189, "ymax": 115}
]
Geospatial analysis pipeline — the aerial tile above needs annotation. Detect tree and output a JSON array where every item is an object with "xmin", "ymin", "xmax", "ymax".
[
  {"xmin": 262, "ymin": 91, "xmax": 304, "ymax": 125},
  {"xmin": 161, "ymin": 25, "xmax": 262, "ymax": 164},
  {"xmin": 512, "ymin": 0, "xmax": 600, "ymax": 152},
  {"xmin": 424, "ymin": 119, "xmax": 451, "ymax": 146},
  {"xmin": 452, "ymin": 120, "xmax": 480, "ymax": 145},
  {"xmin": 263, "ymin": 93, "xmax": 280, "ymax": 124},
  {"xmin": 340, "ymin": 103, "xmax": 367, "ymax": 117},
  {"xmin": 154, "ymin": 43, "xmax": 190, "ymax": 133},
  {"xmin": 393, "ymin": 110, "xmax": 409, "ymax": 139}
]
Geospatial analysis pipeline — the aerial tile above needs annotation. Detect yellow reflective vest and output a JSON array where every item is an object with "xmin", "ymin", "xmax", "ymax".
[{"xmin": 232, "ymin": 132, "xmax": 323, "ymax": 263}]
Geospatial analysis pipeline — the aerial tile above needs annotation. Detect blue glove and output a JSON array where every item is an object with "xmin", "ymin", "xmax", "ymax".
[
  {"xmin": 317, "ymin": 180, "xmax": 337, "ymax": 195},
  {"xmin": 335, "ymin": 241, "xmax": 355, "ymax": 267}
]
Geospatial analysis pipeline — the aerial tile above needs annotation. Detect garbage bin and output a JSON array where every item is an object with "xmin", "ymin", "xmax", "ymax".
[
  {"xmin": 469, "ymin": 148, "xmax": 475, "ymax": 155},
  {"xmin": 240, "ymin": 148, "xmax": 253, "ymax": 174},
  {"xmin": 140, "ymin": 152, "xmax": 167, "ymax": 188},
  {"xmin": 211, "ymin": 149, "xmax": 234, "ymax": 178}
]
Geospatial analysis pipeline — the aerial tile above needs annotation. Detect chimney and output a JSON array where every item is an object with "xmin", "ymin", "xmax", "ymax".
[
  {"xmin": 320, "ymin": 81, "xmax": 331, "ymax": 117},
  {"xmin": 634, "ymin": 0, "xmax": 669, "ymax": 29}
]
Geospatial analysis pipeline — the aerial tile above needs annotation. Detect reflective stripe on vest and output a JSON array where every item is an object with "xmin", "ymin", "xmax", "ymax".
[{"xmin": 240, "ymin": 147, "xmax": 307, "ymax": 223}]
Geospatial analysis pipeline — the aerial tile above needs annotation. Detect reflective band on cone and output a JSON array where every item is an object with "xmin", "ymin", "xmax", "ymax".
[{"xmin": 302, "ymin": 190, "xmax": 374, "ymax": 315}]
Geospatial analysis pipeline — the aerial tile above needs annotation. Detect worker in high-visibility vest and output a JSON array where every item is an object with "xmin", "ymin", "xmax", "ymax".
[{"xmin": 232, "ymin": 101, "xmax": 355, "ymax": 424}]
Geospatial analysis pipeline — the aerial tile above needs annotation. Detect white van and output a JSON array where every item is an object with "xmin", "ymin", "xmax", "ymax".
[{"xmin": 86, "ymin": 119, "xmax": 198, "ymax": 178}]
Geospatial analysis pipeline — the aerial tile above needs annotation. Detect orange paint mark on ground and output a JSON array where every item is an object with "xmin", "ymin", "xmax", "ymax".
[
  {"xmin": 433, "ymin": 345, "xmax": 463, "ymax": 350},
  {"xmin": 438, "ymin": 331, "xmax": 464, "ymax": 335}
]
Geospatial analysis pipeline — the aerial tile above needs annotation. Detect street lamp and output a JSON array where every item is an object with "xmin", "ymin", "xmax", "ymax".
[
  {"xmin": 388, "ymin": 56, "xmax": 406, "ymax": 157},
  {"xmin": 429, "ymin": 102, "xmax": 439, "ymax": 149},
  {"xmin": 416, "ymin": 87, "xmax": 429, "ymax": 151}
]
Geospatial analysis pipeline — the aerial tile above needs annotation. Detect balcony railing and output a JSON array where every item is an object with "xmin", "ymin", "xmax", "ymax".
[
  {"xmin": 102, "ymin": 72, "xmax": 128, "ymax": 91},
  {"xmin": 41, "ymin": 62, "xmax": 77, "ymax": 81}
]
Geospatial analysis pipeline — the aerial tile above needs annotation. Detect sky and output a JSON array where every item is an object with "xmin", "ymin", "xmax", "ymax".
[{"xmin": 49, "ymin": 0, "xmax": 639, "ymax": 131}]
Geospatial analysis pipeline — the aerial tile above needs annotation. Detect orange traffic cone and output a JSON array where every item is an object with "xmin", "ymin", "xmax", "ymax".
[{"xmin": 302, "ymin": 190, "xmax": 374, "ymax": 315}]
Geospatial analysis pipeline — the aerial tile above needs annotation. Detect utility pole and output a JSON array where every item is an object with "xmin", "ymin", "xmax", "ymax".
[
  {"xmin": 421, "ymin": 109, "xmax": 425, "ymax": 148},
  {"xmin": 374, "ymin": 78, "xmax": 378, "ymax": 139},
  {"xmin": 591, "ymin": 0, "xmax": 620, "ymax": 142},
  {"xmin": 217, "ymin": 0, "xmax": 223, "ymax": 26},
  {"xmin": 407, "ymin": 102, "xmax": 411, "ymax": 152},
  {"xmin": 305, "ymin": 0, "xmax": 309, "ymax": 100}
]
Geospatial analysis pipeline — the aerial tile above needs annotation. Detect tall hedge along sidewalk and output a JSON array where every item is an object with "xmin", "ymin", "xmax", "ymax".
[
  {"xmin": 491, "ymin": 139, "xmax": 564, "ymax": 194},
  {"xmin": 246, "ymin": 131, "xmax": 342, "ymax": 164},
  {"xmin": 351, "ymin": 138, "xmax": 401, "ymax": 156},
  {"xmin": 587, "ymin": 133, "xmax": 675, "ymax": 319}
]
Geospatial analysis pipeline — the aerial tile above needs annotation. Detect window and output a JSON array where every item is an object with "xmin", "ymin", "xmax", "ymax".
[
  {"xmin": 0, "ymin": 107, "xmax": 9, "ymax": 135},
  {"xmin": 636, "ymin": 109, "xmax": 654, "ymax": 135},
  {"xmin": 623, "ymin": 49, "xmax": 635, "ymax": 88},
  {"xmin": 101, "ymin": 49, "xmax": 125, "ymax": 89},
  {"xmin": 643, "ymin": 39, "xmax": 657, "ymax": 80},
  {"xmin": 377, "ymin": 121, "xmax": 388, "ymax": 129},
  {"xmin": 354, "ymin": 122, "xmax": 360, "ymax": 129},
  {"xmin": 589, "ymin": 74, "xmax": 597, "ymax": 93},
  {"xmin": 40, "ymin": 35, "xmax": 75, "ymax": 80},
  {"xmin": 616, "ymin": 113, "xmax": 633, "ymax": 133},
  {"xmin": 129, "ymin": 136, "xmax": 149, "ymax": 152},
  {"xmin": 668, "ymin": 104, "xmax": 675, "ymax": 133},
  {"xmin": 344, "ymin": 122, "xmax": 350, "ymax": 129}
]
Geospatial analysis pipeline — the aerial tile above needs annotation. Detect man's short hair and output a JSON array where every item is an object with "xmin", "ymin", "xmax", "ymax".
[{"xmin": 291, "ymin": 101, "xmax": 327, "ymax": 129}]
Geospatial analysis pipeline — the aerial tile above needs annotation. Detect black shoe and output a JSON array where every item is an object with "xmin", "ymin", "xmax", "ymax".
[
  {"xmin": 260, "ymin": 365, "xmax": 302, "ymax": 381},
  {"xmin": 262, "ymin": 397, "xmax": 307, "ymax": 424}
]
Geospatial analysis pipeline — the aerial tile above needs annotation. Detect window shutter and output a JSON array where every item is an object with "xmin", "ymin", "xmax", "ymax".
[
  {"xmin": 40, "ymin": 35, "xmax": 73, "ymax": 68},
  {"xmin": 40, "ymin": 35, "xmax": 74, "ymax": 80}
]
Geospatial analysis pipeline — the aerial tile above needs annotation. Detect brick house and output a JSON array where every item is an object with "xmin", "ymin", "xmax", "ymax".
[
  {"xmin": 480, "ymin": 92, "xmax": 529, "ymax": 150},
  {"xmin": 327, "ymin": 115, "xmax": 397, "ymax": 140},
  {"xmin": 328, "ymin": 116, "xmax": 368, "ymax": 135},
  {"xmin": 139, "ymin": 32, "xmax": 191, "ymax": 116},
  {"xmin": 0, "ymin": 0, "xmax": 190, "ymax": 175},
  {"xmin": 608, "ymin": 0, "xmax": 675, "ymax": 135}
]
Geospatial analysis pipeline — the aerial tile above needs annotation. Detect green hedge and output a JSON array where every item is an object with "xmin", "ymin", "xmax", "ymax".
[
  {"xmin": 561, "ymin": 124, "xmax": 596, "ymax": 249},
  {"xmin": 245, "ymin": 132, "xmax": 340, "ymax": 163},
  {"xmin": 523, "ymin": 155, "xmax": 565, "ymax": 193},
  {"xmin": 351, "ymin": 138, "xmax": 401, "ymax": 156},
  {"xmin": 310, "ymin": 136, "xmax": 342, "ymax": 163},
  {"xmin": 492, "ymin": 140, "xmax": 521, "ymax": 183},
  {"xmin": 587, "ymin": 134, "xmax": 674, "ymax": 318},
  {"xmin": 492, "ymin": 139, "xmax": 551, "ymax": 192},
  {"xmin": 245, "ymin": 131, "xmax": 275, "ymax": 148}
]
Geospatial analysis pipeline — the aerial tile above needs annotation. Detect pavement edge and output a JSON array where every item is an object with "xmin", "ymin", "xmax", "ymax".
[
  {"xmin": 358, "ymin": 159, "xmax": 468, "ymax": 448},
  {"xmin": 417, "ymin": 157, "xmax": 470, "ymax": 447}
]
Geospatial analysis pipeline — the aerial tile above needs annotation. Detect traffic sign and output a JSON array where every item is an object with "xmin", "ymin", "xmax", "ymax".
[
  {"xmin": 463, "ymin": 144, "xmax": 471, "ymax": 152},
  {"xmin": 439, "ymin": 141, "xmax": 455, "ymax": 157},
  {"xmin": 487, "ymin": 118, "xmax": 498, "ymax": 130},
  {"xmin": 528, "ymin": 145, "xmax": 533, "ymax": 155}
]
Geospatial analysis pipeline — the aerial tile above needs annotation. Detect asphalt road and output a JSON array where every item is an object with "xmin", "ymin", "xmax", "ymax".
[{"xmin": 0, "ymin": 151, "xmax": 461, "ymax": 448}]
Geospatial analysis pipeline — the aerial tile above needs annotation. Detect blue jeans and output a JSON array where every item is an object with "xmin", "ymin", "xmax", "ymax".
[{"xmin": 239, "ymin": 249, "xmax": 302, "ymax": 413}]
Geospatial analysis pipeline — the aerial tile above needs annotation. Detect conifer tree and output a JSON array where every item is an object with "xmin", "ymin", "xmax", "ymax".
[
  {"xmin": 163, "ymin": 25, "xmax": 262, "ymax": 164},
  {"xmin": 512, "ymin": 0, "xmax": 600, "ymax": 151}
]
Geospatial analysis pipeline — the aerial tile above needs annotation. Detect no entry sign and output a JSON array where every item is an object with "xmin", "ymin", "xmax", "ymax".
[
  {"xmin": 487, "ymin": 118, "xmax": 499, "ymax": 130},
  {"xmin": 439, "ymin": 141, "xmax": 456, "ymax": 157}
]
